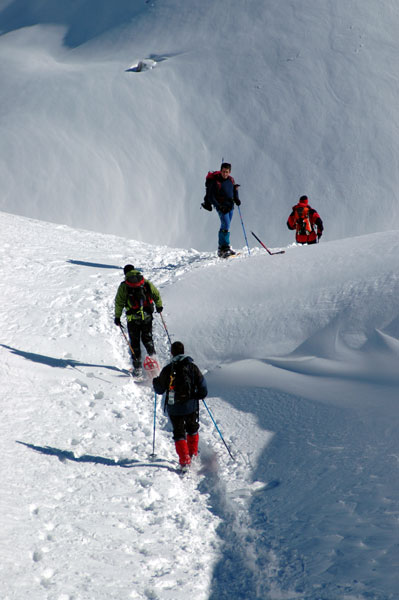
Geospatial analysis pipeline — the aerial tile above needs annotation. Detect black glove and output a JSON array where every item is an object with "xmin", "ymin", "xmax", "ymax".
[
  {"xmin": 114, "ymin": 317, "xmax": 121, "ymax": 326},
  {"xmin": 317, "ymin": 230, "xmax": 323, "ymax": 239},
  {"xmin": 234, "ymin": 198, "xmax": 241, "ymax": 206},
  {"xmin": 201, "ymin": 201, "xmax": 212, "ymax": 212},
  {"xmin": 156, "ymin": 306, "xmax": 163, "ymax": 313}
]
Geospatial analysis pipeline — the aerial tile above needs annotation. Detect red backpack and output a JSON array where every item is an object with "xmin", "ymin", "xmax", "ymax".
[
  {"xmin": 125, "ymin": 273, "xmax": 154, "ymax": 314},
  {"xmin": 205, "ymin": 170, "xmax": 235, "ymax": 191}
]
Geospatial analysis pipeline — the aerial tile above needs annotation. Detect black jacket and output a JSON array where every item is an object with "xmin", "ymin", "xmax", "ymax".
[
  {"xmin": 153, "ymin": 355, "xmax": 208, "ymax": 416},
  {"xmin": 206, "ymin": 172, "xmax": 240, "ymax": 214}
]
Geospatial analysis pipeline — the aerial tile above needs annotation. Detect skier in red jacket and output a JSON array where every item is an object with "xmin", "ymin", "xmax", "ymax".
[{"xmin": 287, "ymin": 195, "xmax": 323, "ymax": 245}]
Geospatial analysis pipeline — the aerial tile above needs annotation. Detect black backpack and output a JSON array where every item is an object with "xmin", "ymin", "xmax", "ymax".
[{"xmin": 169, "ymin": 360, "xmax": 194, "ymax": 403}]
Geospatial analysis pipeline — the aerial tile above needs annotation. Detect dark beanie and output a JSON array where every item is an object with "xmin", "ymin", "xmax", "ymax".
[
  {"xmin": 171, "ymin": 341, "xmax": 185, "ymax": 356},
  {"xmin": 123, "ymin": 264, "xmax": 135, "ymax": 274},
  {"xmin": 299, "ymin": 195, "xmax": 308, "ymax": 204}
]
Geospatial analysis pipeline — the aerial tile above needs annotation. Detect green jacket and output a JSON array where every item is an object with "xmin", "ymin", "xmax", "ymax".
[{"xmin": 114, "ymin": 269, "xmax": 163, "ymax": 322}]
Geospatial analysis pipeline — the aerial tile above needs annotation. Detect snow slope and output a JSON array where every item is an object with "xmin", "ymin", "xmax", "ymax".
[
  {"xmin": 1, "ymin": 0, "xmax": 399, "ymax": 249},
  {"xmin": 1, "ymin": 0, "xmax": 399, "ymax": 598},
  {"xmin": 1, "ymin": 210, "xmax": 399, "ymax": 599}
]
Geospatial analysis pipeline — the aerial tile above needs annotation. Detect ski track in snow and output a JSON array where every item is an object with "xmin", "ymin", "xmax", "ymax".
[{"xmin": 0, "ymin": 214, "xmax": 273, "ymax": 600}]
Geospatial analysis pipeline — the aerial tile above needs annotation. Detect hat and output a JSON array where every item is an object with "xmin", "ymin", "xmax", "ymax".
[
  {"xmin": 299, "ymin": 195, "xmax": 308, "ymax": 204},
  {"xmin": 171, "ymin": 341, "xmax": 185, "ymax": 356},
  {"xmin": 125, "ymin": 272, "xmax": 144, "ymax": 288},
  {"xmin": 123, "ymin": 264, "xmax": 135, "ymax": 275}
]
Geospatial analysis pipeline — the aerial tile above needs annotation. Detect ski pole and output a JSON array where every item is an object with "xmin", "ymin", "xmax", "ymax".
[
  {"xmin": 150, "ymin": 391, "xmax": 157, "ymax": 459},
  {"xmin": 237, "ymin": 205, "xmax": 251, "ymax": 256},
  {"xmin": 202, "ymin": 399, "xmax": 235, "ymax": 461},
  {"xmin": 251, "ymin": 231, "xmax": 285, "ymax": 255},
  {"xmin": 119, "ymin": 324, "xmax": 137, "ymax": 359},
  {"xmin": 159, "ymin": 312, "xmax": 172, "ymax": 346}
]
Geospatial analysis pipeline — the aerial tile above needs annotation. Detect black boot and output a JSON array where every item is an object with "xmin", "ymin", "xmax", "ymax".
[{"xmin": 218, "ymin": 246, "xmax": 235, "ymax": 258}]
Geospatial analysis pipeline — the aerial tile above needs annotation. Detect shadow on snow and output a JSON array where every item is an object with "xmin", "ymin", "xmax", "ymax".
[
  {"xmin": 205, "ymin": 382, "xmax": 399, "ymax": 599},
  {"xmin": 67, "ymin": 259, "xmax": 122, "ymax": 270},
  {"xmin": 16, "ymin": 441, "xmax": 176, "ymax": 472},
  {"xmin": 1, "ymin": 344, "xmax": 124, "ymax": 374},
  {"xmin": 0, "ymin": 0, "xmax": 150, "ymax": 48}
]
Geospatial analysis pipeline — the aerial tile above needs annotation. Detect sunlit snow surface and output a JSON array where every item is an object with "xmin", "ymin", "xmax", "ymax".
[
  {"xmin": 1, "ymin": 211, "xmax": 399, "ymax": 599},
  {"xmin": 1, "ymin": 0, "xmax": 399, "ymax": 597}
]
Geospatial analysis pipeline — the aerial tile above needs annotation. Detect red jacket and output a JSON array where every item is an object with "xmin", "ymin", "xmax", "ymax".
[{"xmin": 287, "ymin": 197, "xmax": 323, "ymax": 244}]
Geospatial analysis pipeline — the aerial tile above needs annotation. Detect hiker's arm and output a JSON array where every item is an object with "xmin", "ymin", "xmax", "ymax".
[
  {"xmin": 147, "ymin": 281, "xmax": 163, "ymax": 310},
  {"xmin": 114, "ymin": 283, "xmax": 127, "ymax": 318},
  {"xmin": 153, "ymin": 366, "xmax": 169, "ymax": 395}
]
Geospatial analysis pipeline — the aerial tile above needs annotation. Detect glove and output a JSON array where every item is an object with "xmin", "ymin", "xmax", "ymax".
[
  {"xmin": 201, "ymin": 201, "xmax": 212, "ymax": 212},
  {"xmin": 317, "ymin": 230, "xmax": 323, "ymax": 239},
  {"xmin": 114, "ymin": 317, "xmax": 121, "ymax": 326},
  {"xmin": 234, "ymin": 198, "xmax": 241, "ymax": 206},
  {"xmin": 156, "ymin": 306, "xmax": 163, "ymax": 313}
]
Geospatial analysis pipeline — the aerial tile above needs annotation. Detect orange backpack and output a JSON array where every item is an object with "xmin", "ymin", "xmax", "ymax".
[{"xmin": 294, "ymin": 205, "xmax": 312, "ymax": 236}]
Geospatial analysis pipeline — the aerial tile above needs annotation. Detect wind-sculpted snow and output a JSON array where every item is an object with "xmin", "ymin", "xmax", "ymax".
[
  {"xmin": 164, "ymin": 231, "xmax": 399, "ymax": 367},
  {"xmin": 0, "ymin": 0, "xmax": 151, "ymax": 47},
  {"xmin": 1, "ymin": 0, "xmax": 399, "ymax": 249},
  {"xmin": 1, "ymin": 211, "xmax": 399, "ymax": 599}
]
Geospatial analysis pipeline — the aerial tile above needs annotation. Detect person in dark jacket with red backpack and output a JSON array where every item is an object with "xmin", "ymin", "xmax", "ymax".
[
  {"xmin": 202, "ymin": 162, "xmax": 241, "ymax": 258},
  {"xmin": 153, "ymin": 341, "xmax": 208, "ymax": 469},
  {"xmin": 287, "ymin": 195, "xmax": 324, "ymax": 245}
]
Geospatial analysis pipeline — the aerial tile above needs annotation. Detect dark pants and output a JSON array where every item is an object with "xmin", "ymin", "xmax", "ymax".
[
  {"xmin": 169, "ymin": 410, "xmax": 199, "ymax": 442},
  {"xmin": 127, "ymin": 317, "xmax": 154, "ymax": 368}
]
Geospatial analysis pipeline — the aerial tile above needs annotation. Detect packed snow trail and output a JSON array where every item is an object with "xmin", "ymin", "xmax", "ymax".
[
  {"xmin": 2, "ymin": 213, "xmax": 399, "ymax": 599},
  {"xmin": 0, "ymin": 213, "xmax": 271, "ymax": 600}
]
